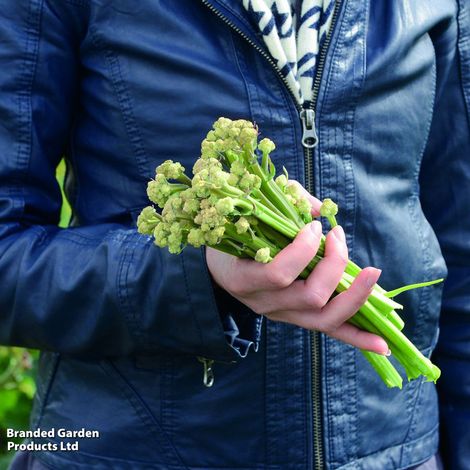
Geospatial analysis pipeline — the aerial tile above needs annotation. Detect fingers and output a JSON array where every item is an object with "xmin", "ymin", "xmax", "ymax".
[
  {"xmin": 268, "ymin": 310, "xmax": 388, "ymax": 354},
  {"xmin": 224, "ymin": 221, "xmax": 322, "ymax": 295},
  {"xmin": 319, "ymin": 267, "xmax": 382, "ymax": 331},
  {"xmin": 266, "ymin": 221, "xmax": 321, "ymax": 287},
  {"xmin": 302, "ymin": 225, "xmax": 348, "ymax": 308},
  {"xmin": 327, "ymin": 323, "xmax": 389, "ymax": 354},
  {"xmin": 265, "ymin": 267, "xmax": 388, "ymax": 354}
]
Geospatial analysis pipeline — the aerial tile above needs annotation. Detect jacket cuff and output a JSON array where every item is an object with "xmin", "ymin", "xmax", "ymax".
[
  {"xmin": 122, "ymin": 231, "xmax": 261, "ymax": 361},
  {"xmin": 212, "ymin": 281, "xmax": 263, "ymax": 358}
]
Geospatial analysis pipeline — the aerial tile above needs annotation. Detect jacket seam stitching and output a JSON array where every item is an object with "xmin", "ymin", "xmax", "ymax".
[
  {"xmin": 15, "ymin": 0, "xmax": 43, "ymax": 222},
  {"xmin": 457, "ymin": 0, "xmax": 470, "ymax": 125},
  {"xmin": 398, "ymin": 378, "xmax": 426, "ymax": 467},
  {"xmin": 412, "ymin": 36, "xmax": 437, "ymax": 195},
  {"xmin": 89, "ymin": 26, "xmax": 150, "ymax": 183},
  {"xmin": 33, "ymin": 354, "xmax": 61, "ymax": 429},
  {"xmin": 331, "ymin": 423, "xmax": 438, "ymax": 468},
  {"xmin": 99, "ymin": 360, "xmax": 188, "ymax": 468},
  {"xmin": 116, "ymin": 233, "xmax": 145, "ymax": 347},
  {"xmin": 180, "ymin": 252, "xmax": 205, "ymax": 349}
]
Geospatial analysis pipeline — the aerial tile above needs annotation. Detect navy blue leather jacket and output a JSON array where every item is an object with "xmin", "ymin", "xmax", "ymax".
[{"xmin": 1, "ymin": 1, "xmax": 469, "ymax": 469}]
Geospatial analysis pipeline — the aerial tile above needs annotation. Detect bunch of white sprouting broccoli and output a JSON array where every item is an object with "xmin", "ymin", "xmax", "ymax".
[{"xmin": 137, "ymin": 117, "xmax": 442, "ymax": 389}]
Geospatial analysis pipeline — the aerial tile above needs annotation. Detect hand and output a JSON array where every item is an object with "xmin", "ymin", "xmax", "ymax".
[{"xmin": 206, "ymin": 189, "xmax": 389, "ymax": 355}]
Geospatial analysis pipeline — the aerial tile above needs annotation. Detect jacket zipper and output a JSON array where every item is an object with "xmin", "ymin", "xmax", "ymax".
[
  {"xmin": 305, "ymin": 4, "xmax": 343, "ymax": 470},
  {"xmin": 200, "ymin": 2, "xmax": 342, "ymax": 468}
]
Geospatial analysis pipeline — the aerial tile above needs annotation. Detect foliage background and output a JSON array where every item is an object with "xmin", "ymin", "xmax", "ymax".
[{"xmin": 0, "ymin": 160, "xmax": 71, "ymax": 469}]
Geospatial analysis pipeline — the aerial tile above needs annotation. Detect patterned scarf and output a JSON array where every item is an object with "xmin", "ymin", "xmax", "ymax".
[{"xmin": 242, "ymin": 0, "xmax": 336, "ymax": 107}]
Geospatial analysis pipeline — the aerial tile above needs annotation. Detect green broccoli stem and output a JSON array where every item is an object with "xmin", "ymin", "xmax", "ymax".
[
  {"xmin": 340, "ymin": 271, "xmax": 404, "ymax": 330},
  {"xmin": 360, "ymin": 350, "xmax": 403, "ymax": 389},
  {"xmin": 230, "ymin": 196, "xmax": 299, "ymax": 239},
  {"xmin": 223, "ymin": 224, "xmax": 280, "ymax": 259},
  {"xmin": 247, "ymin": 158, "xmax": 306, "ymax": 229},
  {"xmin": 251, "ymin": 188, "xmax": 287, "ymax": 219},
  {"xmin": 350, "ymin": 312, "xmax": 439, "ymax": 383},
  {"xmin": 176, "ymin": 174, "xmax": 193, "ymax": 186},
  {"xmin": 352, "ymin": 302, "xmax": 440, "ymax": 382}
]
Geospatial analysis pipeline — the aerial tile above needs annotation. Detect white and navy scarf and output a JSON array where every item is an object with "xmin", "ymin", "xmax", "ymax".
[{"xmin": 242, "ymin": 0, "xmax": 336, "ymax": 107}]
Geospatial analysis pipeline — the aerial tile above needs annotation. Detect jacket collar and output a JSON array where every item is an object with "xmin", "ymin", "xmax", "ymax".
[{"xmin": 200, "ymin": 0, "xmax": 268, "ymax": 52}]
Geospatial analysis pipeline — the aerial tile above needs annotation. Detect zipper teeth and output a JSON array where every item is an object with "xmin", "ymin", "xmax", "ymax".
[
  {"xmin": 201, "ymin": 0, "xmax": 301, "ymax": 113},
  {"xmin": 310, "ymin": 1, "xmax": 343, "ymax": 111},
  {"xmin": 309, "ymin": 3, "xmax": 343, "ymax": 470}
]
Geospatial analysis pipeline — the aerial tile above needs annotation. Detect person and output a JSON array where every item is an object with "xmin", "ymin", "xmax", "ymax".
[{"xmin": 0, "ymin": 1, "xmax": 468, "ymax": 469}]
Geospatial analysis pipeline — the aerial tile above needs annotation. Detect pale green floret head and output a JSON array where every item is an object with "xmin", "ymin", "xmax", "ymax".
[
  {"xmin": 205, "ymin": 130, "xmax": 217, "ymax": 142},
  {"xmin": 167, "ymin": 223, "xmax": 184, "ymax": 254},
  {"xmin": 214, "ymin": 117, "xmax": 233, "ymax": 129},
  {"xmin": 161, "ymin": 195, "xmax": 183, "ymax": 222},
  {"xmin": 215, "ymin": 197, "xmax": 235, "ymax": 216},
  {"xmin": 232, "ymin": 119, "xmax": 252, "ymax": 129},
  {"xmin": 228, "ymin": 127, "xmax": 241, "ymax": 138},
  {"xmin": 187, "ymin": 228, "xmax": 205, "ymax": 248},
  {"xmin": 320, "ymin": 198, "xmax": 338, "ymax": 218},
  {"xmin": 238, "ymin": 127, "xmax": 258, "ymax": 149},
  {"xmin": 239, "ymin": 173, "xmax": 261, "ymax": 192},
  {"xmin": 168, "ymin": 195, "xmax": 183, "ymax": 210},
  {"xmin": 207, "ymin": 167, "xmax": 230, "ymax": 188},
  {"xmin": 201, "ymin": 140, "xmax": 218, "ymax": 159},
  {"xmin": 221, "ymin": 138, "xmax": 238, "ymax": 152},
  {"xmin": 136, "ymin": 206, "xmax": 159, "ymax": 235},
  {"xmin": 285, "ymin": 182, "xmax": 302, "ymax": 199},
  {"xmin": 230, "ymin": 160, "xmax": 246, "ymax": 177},
  {"xmin": 153, "ymin": 223, "xmax": 170, "ymax": 248},
  {"xmin": 285, "ymin": 194, "xmax": 296, "ymax": 206},
  {"xmin": 213, "ymin": 117, "xmax": 232, "ymax": 139},
  {"xmin": 204, "ymin": 226, "xmax": 225, "ymax": 245},
  {"xmin": 214, "ymin": 138, "xmax": 225, "ymax": 151},
  {"xmin": 146, "ymin": 176, "xmax": 172, "ymax": 208},
  {"xmin": 255, "ymin": 247, "xmax": 271, "ymax": 263},
  {"xmin": 195, "ymin": 206, "xmax": 226, "ymax": 231},
  {"xmin": 275, "ymin": 174, "xmax": 288, "ymax": 191},
  {"xmin": 193, "ymin": 157, "xmax": 221, "ymax": 175},
  {"xmin": 183, "ymin": 198, "xmax": 200, "ymax": 215},
  {"xmin": 235, "ymin": 217, "xmax": 250, "ymax": 234},
  {"xmin": 180, "ymin": 187, "xmax": 196, "ymax": 201},
  {"xmin": 192, "ymin": 174, "xmax": 211, "ymax": 198},
  {"xmin": 156, "ymin": 160, "xmax": 185, "ymax": 180},
  {"xmin": 169, "ymin": 222, "xmax": 182, "ymax": 235},
  {"xmin": 296, "ymin": 197, "xmax": 313, "ymax": 223},
  {"xmin": 258, "ymin": 138, "xmax": 275, "ymax": 155},
  {"xmin": 296, "ymin": 196, "xmax": 312, "ymax": 215}
]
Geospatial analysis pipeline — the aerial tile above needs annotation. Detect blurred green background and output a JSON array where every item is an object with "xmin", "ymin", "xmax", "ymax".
[{"xmin": 0, "ymin": 160, "xmax": 71, "ymax": 469}]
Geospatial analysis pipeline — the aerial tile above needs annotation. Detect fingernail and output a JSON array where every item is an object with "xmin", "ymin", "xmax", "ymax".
[
  {"xmin": 310, "ymin": 220, "xmax": 322, "ymax": 236},
  {"xmin": 332, "ymin": 225, "xmax": 345, "ymax": 243},
  {"xmin": 384, "ymin": 349, "xmax": 391, "ymax": 357},
  {"xmin": 365, "ymin": 268, "xmax": 382, "ymax": 289}
]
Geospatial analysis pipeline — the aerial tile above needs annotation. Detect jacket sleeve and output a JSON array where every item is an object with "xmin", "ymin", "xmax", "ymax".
[
  {"xmin": 419, "ymin": 3, "xmax": 470, "ymax": 468},
  {"xmin": 0, "ymin": 1, "xmax": 261, "ymax": 361}
]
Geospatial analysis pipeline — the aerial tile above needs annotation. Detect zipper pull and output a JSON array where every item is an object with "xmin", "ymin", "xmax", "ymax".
[
  {"xmin": 299, "ymin": 109, "xmax": 318, "ymax": 149},
  {"xmin": 197, "ymin": 356, "xmax": 215, "ymax": 387}
]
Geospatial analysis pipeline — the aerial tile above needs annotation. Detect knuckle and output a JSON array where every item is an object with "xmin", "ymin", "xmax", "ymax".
[
  {"xmin": 347, "ymin": 286, "xmax": 371, "ymax": 310},
  {"xmin": 331, "ymin": 250, "xmax": 348, "ymax": 266},
  {"xmin": 265, "ymin": 268, "xmax": 292, "ymax": 289},
  {"xmin": 319, "ymin": 317, "xmax": 341, "ymax": 335},
  {"xmin": 305, "ymin": 290, "xmax": 327, "ymax": 309},
  {"xmin": 225, "ymin": 276, "xmax": 250, "ymax": 297}
]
